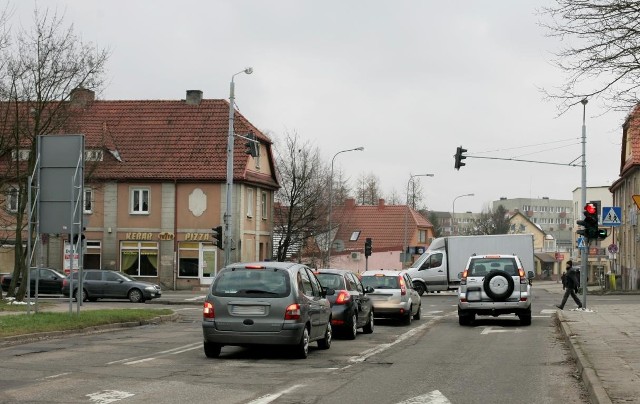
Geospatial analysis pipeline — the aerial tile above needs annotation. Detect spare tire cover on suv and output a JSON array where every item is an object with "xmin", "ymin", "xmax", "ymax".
[{"xmin": 483, "ymin": 270, "xmax": 514, "ymax": 301}]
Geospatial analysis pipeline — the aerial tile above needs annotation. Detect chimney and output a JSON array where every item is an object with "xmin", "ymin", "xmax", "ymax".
[
  {"xmin": 345, "ymin": 198, "xmax": 356, "ymax": 209},
  {"xmin": 186, "ymin": 90, "xmax": 203, "ymax": 105},
  {"xmin": 378, "ymin": 199, "xmax": 385, "ymax": 209},
  {"xmin": 70, "ymin": 87, "xmax": 95, "ymax": 108}
]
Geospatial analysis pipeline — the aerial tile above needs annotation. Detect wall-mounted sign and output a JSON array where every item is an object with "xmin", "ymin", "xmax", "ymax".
[{"xmin": 185, "ymin": 233, "xmax": 210, "ymax": 241}]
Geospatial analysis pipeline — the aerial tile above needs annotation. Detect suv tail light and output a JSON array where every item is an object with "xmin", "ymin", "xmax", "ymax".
[
  {"xmin": 335, "ymin": 290, "xmax": 351, "ymax": 304},
  {"xmin": 461, "ymin": 269, "xmax": 468, "ymax": 285},
  {"xmin": 284, "ymin": 303, "xmax": 301, "ymax": 320},
  {"xmin": 203, "ymin": 301, "xmax": 215, "ymax": 319},
  {"xmin": 399, "ymin": 276, "xmax": 406, "ymax": 296},
  {"xmin": 518, "ymin": 268, "xmax": 528, "ymax": 284}
]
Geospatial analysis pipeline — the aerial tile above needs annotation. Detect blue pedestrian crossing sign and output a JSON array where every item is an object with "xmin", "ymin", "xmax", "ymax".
[
  {"xmin": 602, "ymin": 206, "xmax": 622, "ymax": 227},
  {"xmin": 577, "ymin": 236, "xmax": 586, "ymax": 249}
]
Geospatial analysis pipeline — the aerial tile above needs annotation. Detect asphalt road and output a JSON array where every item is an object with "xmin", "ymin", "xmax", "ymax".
[{"xmin": 0, "ymin": 288, "xmax": 613, "ymax": 403}]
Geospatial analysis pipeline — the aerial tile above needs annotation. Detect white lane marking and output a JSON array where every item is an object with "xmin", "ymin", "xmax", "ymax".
[
  {"xmin": 168, "ymin": 345, "xmax": 202, "ymax": 355},
  {"xmin": 107, "ymin": 342, "xmax": 201, "ymax": 365},
  {"xmin": 481, "ymin": 326, "xmax": 524, "ymax": 335},
  {"xmin": 40, "ymin": 372, "xmax": 70, "ymax": 380},
  {"xmin": 87, "ymin": 390, "xmax": 134, "ymax": 404},
  {"xmin": 397, "ymin": 390, "xmax": 452, "ymax": 404},
  {"xmin": 540, "ymin": 309, "xmax": 557, "ymax": 314},
  {"xmin": 247, "ymin": 384, "xmax": 304, "ymax": 404},
  {"xmin": 185, "ymin": 295, "xmax": 205, "ymax": 301},
  {"xmin": 424, "ymin": 310, "xmax": 444, "ymax": 315},
  {"xmin": 348, "ymin": 316, "xmax": 443, "ymax": 363},
  {"xmin": 124, "ymin": 357, "xmax": 155, "ymax": 365}
]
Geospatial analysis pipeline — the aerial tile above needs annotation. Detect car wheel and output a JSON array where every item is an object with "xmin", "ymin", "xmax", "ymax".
[
  {"xmin": 362, "ymin": 310, "xmax": 374, "ymax": 334},
  {"xmin": 403, "ymin": 306, "xmax": 413, "ymax": 325},
  {"xmin": 345, "ymin": 313, "xmax": 357, "ymax": 340},
  {"xmin": 483, "ymin": 270, "xmax": 515, "ymax": 301},
  {"xmin": 318, "ymin": 322, "xmax": 332, "ymax": 349},
  {"xmin": 519, "ymin": 308, "xmax": 532, "ymax": 326},
  {"xmin": 295, "ymin": 327, "xmax": 310, "ymax": 359},
  {"xmin": 413, "ymin": 282, "xmax": 426, "ymax": 296},
  {"xmin": 458, "ymin": 310, "xmax": 475, "ymax": 326},
  {"xmin": 203, "ymin": 341, "xmax": 222, "ymax": 358},
  {"xmin": 128, "ymin": 288, "xmax": 144, "ymax": 303},
  {"xmin": 413, "ymin": 303, "xmax": 422, "ymax": 320},
  {"xmin": 73, "ymin": 288, "xmax": 89, "ymax": 302}
]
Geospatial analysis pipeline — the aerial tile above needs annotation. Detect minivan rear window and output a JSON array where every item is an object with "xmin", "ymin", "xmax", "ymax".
[
  {"xmin": 361, "ymin": 275, "xmax": 399, "ymax": 289},
  {"xmin": 315, "ymin": 273, "xmax": 346, "ymax": 290},
  {"xmin": 212, "ymin": 268, "xmax": 290, "ymax": 297}
]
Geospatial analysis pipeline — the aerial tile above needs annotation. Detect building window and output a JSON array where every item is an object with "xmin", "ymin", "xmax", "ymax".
[
  {"xmin": 246, "ymin": 188, "xmax": 254, "ymax": 218},
  {"xmin": 84, "ymin": 240, "xmax": 102, "ymax": 269},
  {"xmin": 7, "ymin": 186, "xmax": 18, "ymax": 212},
  {"xmin": 130, "ymin": 188, "xmax": 149, "ymax": 214},
  {"xmin": 419, "ymin": 230, "xmax": 427, "ymax": 243},
  {"xmin": 85, "ymin": 149, "xmax": 104, "ymax": 162},
  {"xmin": 261, "ymin": 191, "xmax": 267, "ymax": 220},
  {"xmin": 11, "ymin": 149, "xmax": 30, "ymax": 161},
  {"xmin": 84, "ymin": 188, "xmax": 93, "ymax": 214},
  {"xmin": 120, "ymin": 241, "xmax": 158, "ymax": 276},
  {"xmin": 178, "ymin": 242, "xmax": 200, "ymax": 278}
]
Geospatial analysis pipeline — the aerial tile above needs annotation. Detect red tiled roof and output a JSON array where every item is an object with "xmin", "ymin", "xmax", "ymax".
[
  {"xmin": 58, "ymin": 98, "xmax": 278, "ymax": 188},
  {"xmin": 332, "ymin": 199, "xmax": 433, "ymax": 253}
]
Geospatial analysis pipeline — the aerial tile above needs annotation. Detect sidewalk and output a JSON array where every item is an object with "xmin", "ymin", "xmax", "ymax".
[{"xmin": 536, "ymin": 280, "xmax": 640, "ymax": 404}]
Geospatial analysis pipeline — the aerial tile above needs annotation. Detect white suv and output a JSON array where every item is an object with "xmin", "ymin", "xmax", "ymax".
[{"xmin": 457, "ymin": 254, "xmax": 534, "ymax": 326}]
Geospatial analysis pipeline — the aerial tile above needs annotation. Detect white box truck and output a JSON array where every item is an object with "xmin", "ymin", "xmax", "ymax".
[{"xmin": 407, "ymin": 234, "xmax": 535, "ymax": 295}]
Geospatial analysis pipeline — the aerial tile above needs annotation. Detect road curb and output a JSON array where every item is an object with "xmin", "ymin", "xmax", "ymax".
[
  {"xmin": 556, "ymin": 311, "xmax": 612, "ymax": 404},
  {"xmin": 0, "ymin": 312, "xmax": 179, "ymax": 347}
]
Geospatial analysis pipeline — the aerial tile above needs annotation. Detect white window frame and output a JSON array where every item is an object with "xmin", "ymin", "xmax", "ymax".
[
  {"xmin": 130, "ymin": 188, "xmax": 150, "ymax": 214},
  {"xmin": 7, "ymin": 186, "xmax": 18, "ymax": 212},
  {"xmin": 246, "ymin": 188, "xmax": 254, "ymax": 218},
  {"xmin": 84, "ymin": 188, "xmax": 93, "ymax": 214},
  {"xmin": 261, "ymin": 191, "xmax": 267, "ymax": 220}
]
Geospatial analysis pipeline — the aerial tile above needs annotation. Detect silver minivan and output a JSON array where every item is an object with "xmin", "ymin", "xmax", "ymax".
[
  {"xmin": 202, "ymin": 262, "xmax": 333, "ymax": 359},
  {"xmin": 360, "ymin": 270, "xmax": 422, "ymax": 325}
]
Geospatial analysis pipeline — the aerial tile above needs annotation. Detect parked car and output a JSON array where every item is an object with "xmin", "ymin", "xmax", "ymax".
[
  {"xmin": 62, "ymin": 269, "xmax": 162, "ymax": 303},
  {"xmin": 457, "ymin": 254, "xmax": 534, "ymax": 326},
  {"xmin": 360, "ymin": 270, "xmax": 422, "ymax": 325},
  {"xmin": 314, "ymin": 268, "xmax": 375, "ymax": 339},
  {"xmin": 0, "ymin": 267, "xmax": 66, "ymax": 296},
  {"xmin": 202, "ymin": 262, "xmax": 334, "ymax": 359}
]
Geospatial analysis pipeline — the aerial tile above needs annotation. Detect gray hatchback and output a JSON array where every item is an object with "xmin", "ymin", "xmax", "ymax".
[{"xmin": 202, "ymin": 262, "xmax": 334, "ymax": 359}]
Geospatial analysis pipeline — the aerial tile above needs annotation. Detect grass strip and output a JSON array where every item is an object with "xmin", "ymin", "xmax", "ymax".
[{"xmin": 0, "ymin": 308, "xmax": 174, "ymax": 338}]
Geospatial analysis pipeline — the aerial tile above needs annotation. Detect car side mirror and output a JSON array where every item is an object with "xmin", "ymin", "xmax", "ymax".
[
  {"xmin": 457, "ymin": 272, "xmax": 463, "ymax": 279},
  {"xmin": 364, "ymin": 286, "xmax": 374, "ymax": 294},
  {"xmin": 322, "ymin": 287, "xmax": 335, "ymax": 297},
  {"xmin": 527, "ymin": 271, "xmax": 534, "ymax": 279}
]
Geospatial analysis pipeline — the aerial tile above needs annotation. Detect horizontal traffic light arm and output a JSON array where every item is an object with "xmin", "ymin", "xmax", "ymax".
[{"xmin": 462, "ymin": 155, "xmax": 582, "ymax": 167}]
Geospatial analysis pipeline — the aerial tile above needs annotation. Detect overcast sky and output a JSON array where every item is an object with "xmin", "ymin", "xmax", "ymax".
[{"xmin": 7, "ymin": 0, "xmax": 626, "ymax": 213}]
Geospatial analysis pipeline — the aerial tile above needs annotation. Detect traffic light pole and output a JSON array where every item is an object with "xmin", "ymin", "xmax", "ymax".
[{"xmin": 580, "ymin": 99, "xmax": 588, "ymax": 309}]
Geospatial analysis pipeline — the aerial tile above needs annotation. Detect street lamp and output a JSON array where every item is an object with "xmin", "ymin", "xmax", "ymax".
[
  {"xmin": 327, "ymin": 146, "xmax": 364, "ymax": 265},
  {"xmin": 452, "ymin": 193, "xmax": 474, "ymax": 236},
  {"xmin": 402, "ymin": 173, "xmax": 434, "ymax": 266},
  {"xmin": 224, "ymin": 67, "xmax": 253, "ymax": 267}
]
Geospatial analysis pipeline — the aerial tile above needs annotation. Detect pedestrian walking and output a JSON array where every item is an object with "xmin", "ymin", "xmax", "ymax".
[
  {"xmin": 556, "ymin": 260, "xmax": 582, "ymax": 310},
  {"xmin": 561, "ymin": 271, "xmax": 567, "ymax": 290}
]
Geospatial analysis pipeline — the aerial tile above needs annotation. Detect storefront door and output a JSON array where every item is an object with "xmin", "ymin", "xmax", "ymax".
[{"xmin": 199, "ymin": 246, "xmax": 217, "ymax": 285}]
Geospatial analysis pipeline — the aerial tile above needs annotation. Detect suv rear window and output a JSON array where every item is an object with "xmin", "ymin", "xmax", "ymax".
[
  {"xmin": 361, "ymin": 275, "xmax": 399, "ymax": 289},
  {"xmin": 468, "ymin": 258, "xmax": 518, "ymax": 276},
  {"xmin": 212, "ymin": 268, "xmax": 290, "ymax": 298}
]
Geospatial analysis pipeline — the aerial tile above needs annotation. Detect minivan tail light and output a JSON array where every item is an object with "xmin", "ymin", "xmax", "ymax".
[
  {"xmin": 399, "ymin": 276, "xmax": 406, "ymax": 296},
  {"xmin": 203, "ymin": 302, "xmax": 215, "ymax": 319},
  {"xmin": 285, "ymin": 303, "xmax": 301, "ymax": 320},
  {"xmin": 335, "ymin": 290, "xmax": 351, "ymax": 304}
]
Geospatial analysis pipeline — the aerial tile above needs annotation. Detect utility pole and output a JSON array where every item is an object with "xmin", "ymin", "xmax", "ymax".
[{"xmin": 580, "ymin": 98, "xmax": 588, "ymax": 308}]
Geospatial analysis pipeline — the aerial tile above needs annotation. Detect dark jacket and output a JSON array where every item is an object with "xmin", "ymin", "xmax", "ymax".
[{"xmin": 565, "ymin": 267, "xmax": 580, "ymax": 291}]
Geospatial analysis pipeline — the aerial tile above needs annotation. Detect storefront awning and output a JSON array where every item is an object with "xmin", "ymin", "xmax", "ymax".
[{"xmin": 534, "ymin": 252, "xmax": 557, "ymax": 263}]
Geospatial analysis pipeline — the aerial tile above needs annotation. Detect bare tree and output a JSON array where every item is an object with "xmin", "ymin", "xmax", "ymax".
[
  {"xmin": 385, "ymin": 188, "xmax": 402, "ymax": 205},
  {"xmin": 0, "ymin": 7, "xmax": 109, "ymax": 300},
  {"xmin": 541, "ymin": 1, "xmax": 640, "ymax": 113},
  {"xmin": 465, "ymin": 205, "xmax": 510, "ymax": 235},
  {"xmin": 407, "ymin": 177, "xmax": 425, "ymax": 210},
  {"xmin": 273, "ymin": 132, "xmax": 328, "ymax": 263},
  {"xmin": 355, "ymin": 172, "xmax": 382, "ymax": 205}
]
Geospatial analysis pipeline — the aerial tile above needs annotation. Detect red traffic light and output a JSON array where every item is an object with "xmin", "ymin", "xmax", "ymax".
[{"xmin": 584, "ymin": 203, "xmax": 597, "ymax": 215}]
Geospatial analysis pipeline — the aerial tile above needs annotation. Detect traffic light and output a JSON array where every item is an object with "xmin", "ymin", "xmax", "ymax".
[
  {"xmin": 596, "ymin": 228, "xmax": 608, "ymax": 240},
  {"xmin": 244, "ymin": 132, "xmax": 259, "ymax": 157},
  {"xmin": 364, "ymin": 237, "xmax": 372, "ymax": 257},
  {"xmin": 212, "ymin": 226, "xmax": 223, "ymax": 249},
  {"xmin": 577, "ymin": 202, "xmax": 599, "ymax": 241},
  {"xmin": 72, "ymin": 228, "xmax": 86, "ymax": 245},
  {"xmin": 454, "ymin": 146, "xmax": 467, "ymax": 170}
]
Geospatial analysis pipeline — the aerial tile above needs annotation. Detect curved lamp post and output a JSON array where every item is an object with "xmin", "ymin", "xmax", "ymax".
[
  {"xmin": 402, "ymin": 173, "xmax": 434, "ymax": 265},
  {"xmin": 452, "ymin": 193, "xmax": 474, "ymax": 236},
  {"xmin": 327, "ymin": 147, "xmax": 364, "ymax": 265},
  {"xmin": 224, "ymin": 67, "xmax": 253, "ymax": 266}
]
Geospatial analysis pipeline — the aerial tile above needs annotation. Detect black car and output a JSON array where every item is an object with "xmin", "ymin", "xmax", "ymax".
[
  {"xmin": 0, "ymin": 267, "xmax": 66, "ymax": 296},
  {"xmin": 62, "ymin": 269, "xmax": 161, "ymax": 303},
  {"xmin": 314, "ymin": 268, "xmax": 375, "ymax": 339}
]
